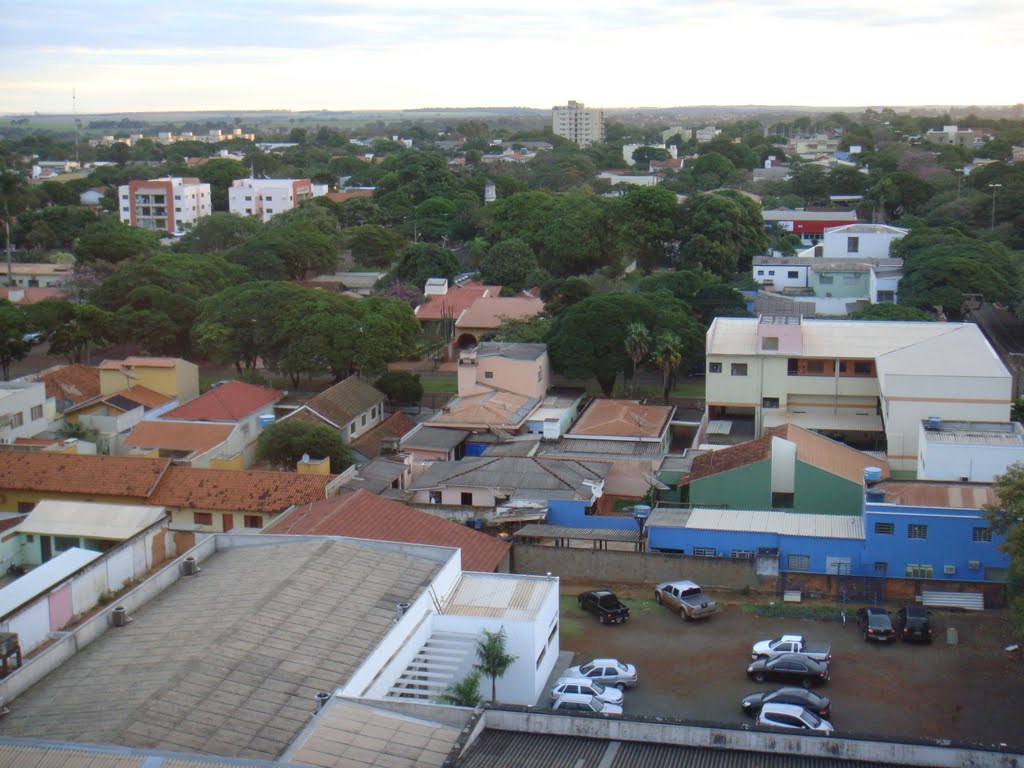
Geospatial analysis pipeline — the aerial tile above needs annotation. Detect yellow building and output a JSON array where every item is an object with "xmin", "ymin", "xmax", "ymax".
[{"xmin": 98, "ymin": 357, "xmax": 200, "ymax": 403}]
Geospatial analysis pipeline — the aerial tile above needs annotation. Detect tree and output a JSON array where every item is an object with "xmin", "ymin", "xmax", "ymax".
[
  {"xmin": 623, "ymin": 322, "xmax": 652, "ymax": 390},
  {"xmin": 687, "ymin": 152, "xmax": 736, "ymax": 190},
  {"xmin": 480, "ymin": 238, "xmax": 538, "ymax": 290},
  {"xmin": 197, "ymin": 158, "xmax": 249, "ymax": 211},
  {"xmin": 374, "ymin": 371, "xmax": 423, "ymax": 405},
  {"xmin": 619, "ymin": 186, "xmax": 679, "ymax": 270},
  {"xmin": 0, "ymin": 300, "xmax": 29, "ymax": 380},
  {"xmin": 540, "ymin": 276, "xmax": 593, "ymax": 317},
  {"xmin": 391, "ymin": 242, "xmax": 459, "ymax": 289},
  {"xmin": 414, "ymin": 196, "xmax": 457, "ymax": 242},
  {"xmin": 848, "ymin": 304, "xmax": 932, "ymax": 321},
  {"xmin": 475, "ymin": 627, "xmax": 517, "ymax": 702},
  {"xmin": 436, "ymin": 669, "xmax": 483, "ymax": 708},
  {"xmin": 692, "ymin": 284, "xmax": 751, "ymax": 325},
  {"xmin": 256, "ymin": 419, "xmax": 354, "ymax": 473},
  {"xmin": 40, "ymin": 302, "xmax": 115, "ymax": 364},
  {"xmin": 344, "ymin": 224, "xmax": 403, "ymax": 268},
  {"xmin": 653, "ymin": 332, "xmax": 684, "ymax": 403},
  {"xmin": 677, "ymin": 191, "xmax": 767, "ymax": 278},
  {"xmin": 494, "ymin": 315, "xmax": 552, "ymax": 343},
  {"xmin": 175, "ymin": 212, "xmax": 261, "ymax": 252},
  {"xmin": 538, "ymin": 192, "xmax": 621, "ymax": 276},
  {"xmin": 984, "ymin": 463, "xmax": 1024, "ymax": 636},
  {"xmin": 232, "ymin": 223, "xmax": 337, "ymax": 280},
  {"xmin": 74, "ymin": 219, "xmax": 160, "ymax": 264}
]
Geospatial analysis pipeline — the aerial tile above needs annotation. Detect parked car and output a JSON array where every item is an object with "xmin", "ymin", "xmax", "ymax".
[
  {"xmin": 857, "ymin": 607, "xmax": 896, "ymax": 642},
  {"xmin": 551, "ymin": 678, "xmax": 624, "ymax": 706},
  {"xmin": 756, "ymin": 703, "xmax": 834, "ymax": 733},
  {"xmin": 751, "ymin": 635, "xmax": 831, "ymax": 662},
  {"xmin": 741, "ymin": 687, "xmax": 831, "ymax": 718},
  {"xmin": 578, "ymin": 590, "xmax": 630, "ymax": 624},
  {"xmin": 746, "ymin": 653, "xmax": 830, "ymax": 689},
  {"xmin": 551, "ymin": 692, "xmax": 623, "ymax": 715},
  {"xmin": 654, "ymin": 580, "xmax": 716, "ymax": 620},
  {"xmin": 563, "ymin": 658, "xmax": 638, "ymax": 689},
  {"xmin": 894, "ymin": 605, "xmax": 933, "ymax": 643}
]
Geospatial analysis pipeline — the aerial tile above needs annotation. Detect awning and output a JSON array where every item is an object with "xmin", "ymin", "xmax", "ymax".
[{"xmin": 762, "ymin": 410, "xmax": 883, "ymax": 432}]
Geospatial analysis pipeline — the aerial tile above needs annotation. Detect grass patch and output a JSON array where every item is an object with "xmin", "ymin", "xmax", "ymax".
[
  {"xmin": 419, "ymin": 377, "xmax": 457, "ymax": 394},
  {"xmin": 738, "ymin": 603, "xmax": 844, "ymax": 622}
]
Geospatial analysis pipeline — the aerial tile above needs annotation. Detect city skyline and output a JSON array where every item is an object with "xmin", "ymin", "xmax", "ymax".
[{"xmin": 3, "ymin": 1, "xmax": 1023, "ymax": 114}]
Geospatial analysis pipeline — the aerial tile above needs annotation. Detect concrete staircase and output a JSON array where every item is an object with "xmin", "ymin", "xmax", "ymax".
[{"xmin": 387, "ymin": 631, "xmax": 478, "ymax": 701}]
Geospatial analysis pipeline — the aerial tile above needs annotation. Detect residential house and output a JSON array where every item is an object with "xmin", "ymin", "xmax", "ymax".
[
  {"xmin": 339, "ymin": 454, "xmax": 414, "ymax": 495},
  {"xmin": 400, "ymin": 424, "xmax": 470, "ymax": 463},
  {"xmin": 752, "ymin": 257, "xmax": 903, "ymax": 315},
  {"xmin": 762, "ymin": 208, "xmax": 859, "ymax": 245},
  {"xmin": 793, "ymin": 135, "xmax": 841, "ymax": 157},
  {"xmin": 122, "ymin": 420, "xmax": 241, "ymax": 467},
  {"xmin": 0, "ymin": 382, "xmax": 54, "ymax": 444},
  {"xmin": 97, "ymin": 356, "xmax": 200, "ymax": 403},
  {"xmin": 348, "ymin": 411, "xmax": 417, "ymax": 461},
  {"xmin": 796, "ymin": 223, "xmax": 908, "ymax": 260},
  {"xmin": 924, "ymin": 125, "xmax": 976, "ymax": 147},
  {"xmin": 457, "ymin": 342, "xmax": 549, "ymax": 400},
  {"xmin": 280, "ymin": 375, "xmax": 386, "ymax": 443},
  {"xmin": 63, "ymin": 385, "xmax": 173, "ymax": 454},
  {"xmin": 227, "ymin": 177, "xmax": 314, "ymax": 222},
  {"xmin": 453, "ymin": 296, "xmax": 544, "ymax": 350},
  {"xmin": 300, "ymin": 272, "xmax": 387, "ymax": 297},
  {"xmin": 596, "ymin": 170, "xmax": 662, "ymax": 188},
  {"xmin": 36, "ymin": 364, "xmax": 101, "ymax": 411},
  {"xmin": 552, "ymin": 100, "xmax": 605, "ymax": 147},
  {"xmin": 265, "ymin": 488, "xmax": 511, "ymax": 571},
  {"xmin": 117, "ymin": 177, "xmax": 211, "ymax": 233},
  {"xmin": 425, "ymin": 389, "xmax": 541, "ymax": 435},
  {"xmin": 705, "ymin": 316, "xmax": 1012, "ymax": 470},
  {"xmin": 2, "ymin": 263, "xmax": 73, "ymax": 289},
  {"xmin": 415, "ymin": 279, "xmax": 500, "ymax": 347},
  {"xmin": 695, "ymin": 126, "xmax": 720, "ymax": 143},
  {"xmin": 662, "ymin": 126, "xmax": 692, "ymax": 142},
  {"xmin": 0, "ymin": 286, "xmax": 67, "ymax": 304},
  {"xmin": 686, "ymin": 424, "xmax": 888, "ymax": 516},
  {"xmin": 917, "ymin": 419, "xmax": 1024, "ymax": 482}
]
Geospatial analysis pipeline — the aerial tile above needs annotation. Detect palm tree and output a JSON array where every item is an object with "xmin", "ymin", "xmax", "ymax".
[
  {"xmin": 436, "ymin": 669, "xmax": 483, "ymax": 708},
  {"xmin": 654, "ymin": 332, "xmax": 683, "ymax": 404},
  {"xmin": 623, "ymin": 322, "xmax": 652, "ymax": 393},
  {"xmin": 475, "ymin": 627, "xmax": 517, "ymax": 702}
]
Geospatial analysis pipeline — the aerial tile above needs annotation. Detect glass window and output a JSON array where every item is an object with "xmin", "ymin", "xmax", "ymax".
[
  {"xmin": 361, "ymin": 414, "xmax": 367, "ymax": 426},
  {"xmin": 708, "ymin": 362, "xmax": 722, "ymax": 373},
  {"xmin": 787, "ymin": 554, "xmax": 810, "ymax": 571},
  {"xmin": 818, "ymin": 275, "xmax": 834, "ymax": 285},
  {"xmin": 908, "ymin": 524, "xmax": 928, "ymax": 540},
  {"xmin": 906, "ymin": 563, "xmax": 933, "ymax": 578},
  {"xmin": 10, "ymin": 413, "xmax": 23, "ymax": 428},
  {"xmin": 762, "ymin": 397, "xmax": 779, "ymax": 409},
  {"xmin": 787, "ymin": 271, "xmax": 799, "ymax": 278},
  {"xmin": 973, "ymin": 527, "xmax": 992, "ymax": 542},
  {"xmin": 731, "ymin": 550, "xmax": 755, "ymax": 559},
  {"xmin": 847, "ymin": 236, "xmax": 859, "ymax": 253},
  {"xmin": 30, "ymin": 405, "xmax": 43, "ymax": 420},
  {"xmin": 693, "ymin": 546, "xmax": 717, "ymax": 557},
  {"xmin": 193, "ymin": 512, "xmax": 213, "ymax": 525},
  {"xmin": 244, "ymin": 515, "xmax": 262, "ymax": 528},
  {"xmin": 484, "ymin": 371, "xmax": 494, "ymax": 379},
  {"xmin": 461, "ymin": 492, "xmax": 473, "ymax": 505},
  {"xmin": 429, "ymin": 491, "xmax": 442, "ymax": 504},
  {"xmin": 731, "ymin": 363, "xmax": 748, "ymax": 376},
  {"xmin": 874, "ymin": 522, "xmax": 894, "ymax": 534},
  {"xmin": 854, "ymin": 361, "xmax": 873, "ymax": 375},
  {"xmin": 761, "ymin": 337, "xmax": 779, "ymax": 351},
  {"xmin": 772, "ymin": 492, "xmax": 794, "ymax": 508}
]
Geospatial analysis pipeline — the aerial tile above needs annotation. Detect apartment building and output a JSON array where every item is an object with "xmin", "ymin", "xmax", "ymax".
[
  {"xmin": 924, "ymin": 125, "xmax": 976, "ymax": 147},
  {"xmin": 116, "ymin": 177, "xmax": 211, "ymax": 233},
  {"xmin": 227, "ymin": 177, "xmax": 314, "ymax": 222},
  {"xmin": 704, "ymin": 317, "xmax": 1012, "ymax": 470},
  {"xmin": 552, "ymin": 100, "xmax": 605, "ymax": 147}
]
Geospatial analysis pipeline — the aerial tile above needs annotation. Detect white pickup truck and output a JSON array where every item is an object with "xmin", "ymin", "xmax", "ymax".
[{"xmin": 751, "ymin": 635, "xmax": 832, "ymax": 661}]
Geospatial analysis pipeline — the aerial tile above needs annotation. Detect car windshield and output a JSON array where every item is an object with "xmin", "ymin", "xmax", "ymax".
[
  {"xmin": 679, "ymin": 587, "xmax": 702, "ymax": 598},
  {"xmin": 590, "ymin": 681, "xmax": 606, "ymax": 694},
  {"xmin": 870, "ymin": 615, "xmax": 892, "ymax": 628},
  {"xmin": 802, "ymin": 710, "xmax": 823, "ymax": 727}
]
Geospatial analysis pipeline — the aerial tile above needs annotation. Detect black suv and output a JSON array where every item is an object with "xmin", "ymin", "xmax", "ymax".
[
  {"xmin": 746, "ymin": 654, "xmax": 830, "ymax": 689},
  {"xmin": 578, "ymin": 590, "xmax": 630, "ymax": 624},
  {"xmin": 857, "ymin": 607, "xmax": 896, "ymax": 642},
  {"xmin": 894, "ymin": 605, "xmax": 933, "ymax": 642}
]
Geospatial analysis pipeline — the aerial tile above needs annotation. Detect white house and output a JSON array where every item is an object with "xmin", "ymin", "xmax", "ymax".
[
  {"xmin": 0, "ymin": 381, "xmax": 54, "ymax": 443},
  {"xmin": 797, "ymin": 223, "xmax": 908, "ymax": 260}
]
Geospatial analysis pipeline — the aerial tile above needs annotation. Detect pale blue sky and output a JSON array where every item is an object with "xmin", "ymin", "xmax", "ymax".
[{"xmin": 2, "ymin": 0, "xmax": 1021, "ymax": 113}]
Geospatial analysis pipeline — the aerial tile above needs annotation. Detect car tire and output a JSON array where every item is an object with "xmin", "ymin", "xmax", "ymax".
[
  {"xmin": 863, "ymin": 633, "xmax": 869, "ymax": 642},
  {"xmin": 801, "ymin": 678, "xmax": 813, "ymax": 690},
  {"xmin": 679, "ymin": 607, "xmax": 688, "ymax": 621},
  {"xmin": 753, "ymin": 672, "xmax": 766, "ymax": 683},
  {"xmin": 655, "ymin": 592, "xmax": 662, "ymax": 604},
  {"xmin": 616, "ymin": 682, "xmax": 626, "ymax": 691}
]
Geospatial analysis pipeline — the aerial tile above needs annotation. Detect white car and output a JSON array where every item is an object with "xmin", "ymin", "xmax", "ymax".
[
  {"xmin": 563, "ymin": 658, "xmax": 638, "ymax": 689},
  {"xmin": 550, "ymin": 677, "xmax": 624, "ymax": 705},
  {"xmin": 756, "ymin": 702, "xmax": 834, "ymax": 733},
  {"xmin": 551, "ymin": 692, "xmax": 623, "ymax": 715}
]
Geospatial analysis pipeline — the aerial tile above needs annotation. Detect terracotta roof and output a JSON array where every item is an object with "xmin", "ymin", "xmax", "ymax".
[
  {"xmin": 0, "ymin": 287, "xmax": 67, "ymax": 304},
  {"xmin": 326, "ymin": 189, "xmax": 375, "ymax": 204},
  {"xmin": 427, "ymin": 391, "xmax": 539, "ymax": 429},
  {"xmin": 4, "ymin": 263, "xmax": 73, "ymax": 276},
  {"xmin": 870, "ymin": 481, "xmax": 996, "ymax": 509},
  {"xmin": 289, "ymin": 376, "xmax": 384, "ymax": 429},
  {"xmin": 148, "ymin": 466, "xmax": 335, "ymax": 513},
  {"xmin": 415, "ymin": 283, "xmax": 499, "ymax": 321},
  {"xmin": 348, "ymin": 411, "xmax": 417, "ymax": 458},
  {"xmin": 97, "ymin": 356, "xmax": 181, "ymax": 370},
  {"xmin": 455, "ymin": 296, "xmax": 545, "ymax": 330},
  {"xmin": 265, "ymin": 489, "xmax": 510, "ymax": 571},
  {"xmin": 115, "ymin": 386, "xmax": 173, "ymax": 409},
  {"xmin": 161, "ymin": 381, "xmax": 282, "ymax": 422},
  {"xmin": 38, "ymin": 364, "xmax": 101, "ymax": 404},
  {"xmin": 689, "ymin": 424, "xmax": 888, "ymax": 484},
  {"xmin": 123, "ymin": 421, "xmax": 234, "ymax": 456},
  {"xmin": 568, "ymin": 399, "xmax": 673, "ymax": 440},
  {"xmin": 0, "ymin": 452, "xmax": 169, "ymax": 498}
]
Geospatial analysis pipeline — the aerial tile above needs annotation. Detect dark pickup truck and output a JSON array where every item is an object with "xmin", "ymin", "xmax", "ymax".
[{"xmin": 578, "ymin": 590, "xmax": 631, "ymax": 624}]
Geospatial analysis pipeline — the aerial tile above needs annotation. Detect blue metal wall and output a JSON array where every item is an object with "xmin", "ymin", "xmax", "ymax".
[{"xmin": 547, "ymin": 499, "xmax": 640, "ymax": 530}]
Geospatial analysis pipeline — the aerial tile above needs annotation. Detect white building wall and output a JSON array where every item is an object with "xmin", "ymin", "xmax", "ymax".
[
  {"xmin": 818, "ymin": 229, "xmax": 906, "ymax": 259},
  {"xmin": 0, "ymin": 382, "xmax": 50, "ymax": 443},
  {"xmin": 753, "ymin": 264, "xmax": 809, "ymax": 290},
  {"xmin": 918, "ymin": 428, "xmax": 1024, "ymax": 482}
]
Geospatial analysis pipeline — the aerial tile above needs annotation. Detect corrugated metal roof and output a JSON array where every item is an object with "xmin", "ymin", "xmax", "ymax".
[
  {"xmin": 761, "ymin": 410, "xmax": 883, "ymax": 433},
  {"xmin": 0, "ymin": 547, "xmax": 103, "ymax": 619},
  {"xmin": 923, "ymin": 420, "xmax": 1024, "ymax": 447},
  {"xmin": 538, "ymin": 438, "xmax": 665, "ymax": 458},
  {"xmin": 15, "ymin": 500, "xmax": 166, "ymax": 540},
  {"xmin": 680, "ymin": 508, "xmax": 865, "ymax": 540},
  {"xmin": 645, "ymin": 508, "xmax": 692, "ymax": 528},
  {"xmin": 442, "ymin": 572, "xmax": 555, "ymax": 620},
  {"xmin": 515, "ymin": 524, "xmax": 641, "ymax": 543},
  {"xmin": 411, "ymin": 457, "xmax": 610, "ymax": 497},
  {"xmin": 401, "ymin": 424, "xmax": 471, "ymax": 451}
]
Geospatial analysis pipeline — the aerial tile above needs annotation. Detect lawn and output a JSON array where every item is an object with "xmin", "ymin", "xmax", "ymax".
[
  {"xmin": 559, "ymin": 593, "xmax": 658, "ymax": 639},
  {"xmin": 418, "ymin": 376, "xmax": 457, "ymax": 394}
]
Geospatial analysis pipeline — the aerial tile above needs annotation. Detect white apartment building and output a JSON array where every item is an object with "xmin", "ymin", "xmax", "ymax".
[
  {"xmin": 0, "ymin": 381, "xmax": 54, "ymax": 443},
  {"xmin": 552, "ymin": 101, "xmax": 605, "ymax": 147},
  {"xmin": 797, "ymin": 223, "xmax": 909, "ymax": 260},
  {"xmin": 228, "ymin": 178, "xmax": 314, "ymax": 222},
  {"xmin": 117, "ymin": 177, "xmax": 211, "ymax": 233},
  {"xmin": 705, "ymin": 317, "xmax": 1012, "ymax": 470}
]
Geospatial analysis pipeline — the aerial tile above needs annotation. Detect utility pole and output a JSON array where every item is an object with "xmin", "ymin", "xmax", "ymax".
[{"xmin": 988, "ymin": 183, "xmax": 1002, "ymax": 231}]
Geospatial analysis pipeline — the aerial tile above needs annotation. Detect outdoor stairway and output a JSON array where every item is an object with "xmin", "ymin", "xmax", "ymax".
[{"xmin": 387, "ymin": 631, "xmax": 478, "ymax": 700}]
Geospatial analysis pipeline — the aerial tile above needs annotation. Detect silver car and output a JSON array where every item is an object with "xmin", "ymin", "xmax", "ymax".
[
  {"xmin": 552, "ymin": 692, "xmax": 623, "ymax": 715},
  {"xmin": 551, "ymin": 677, "xmax": 624, "ymax": 705},
  {"xmin": 562, "ymin": 658, "xmax": 638, "ymax": 689}
]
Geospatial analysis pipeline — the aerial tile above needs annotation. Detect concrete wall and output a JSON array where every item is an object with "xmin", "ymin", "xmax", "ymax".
[
  {"xmin": 917, "ymin": 428, "xmax": 1024, "ymax": 482},
  {"xmin": 753, "ymin": 264, "xmax": 809, "ymax": 290},
  {"xmin": 0, "ymin": 382, "xmax": 50, "ymax": 442},
  {"xmin": 512, "ymin": 544, "xmax": 760, "ymax": 590},
  {"xmin": 546, "ymin": 499, "xmax": 638, "ymax": 530},
  {"xmin": 690, "ymin": 460, "xmax": 771, "ymax": 510},
  {"xmin": 793, "ymin": 460, "xmax": 862, "ymax": 516}
]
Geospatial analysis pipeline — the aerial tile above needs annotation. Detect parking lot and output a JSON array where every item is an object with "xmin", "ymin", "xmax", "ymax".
[{"xmin": 556, "ymin": 585, "xmax": 1024, "ymax": 748}]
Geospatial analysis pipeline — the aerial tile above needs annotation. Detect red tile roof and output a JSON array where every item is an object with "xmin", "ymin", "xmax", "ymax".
[
  {"xmin": 348, "ymin": 411, "xmax": 417, "ymax": 458},
  {"xmin": 116, "ymin": 386, "xmax": 174, "ymax": 409},
  {"xmin": 123, "ymin": 421, "xmax": 234, "ymax": 456},
  {"xmin": 38, "ymin": 364, "xmax": 101, "ymax": 404},
  {"xmin": 455, "ymin": 296, "xmax": 545, "ymax": 330},
  {"xmin": 0, "ymin": 453, "xmax": 170, "ymax": 498},
  {"xmin": 148, "ymin": 466, "xmax": 336, "ymax": 513},
  {"xmin": 264, "ymin": 489, "xmax": 510, "ymax": 571},
  {"xmin": 161, "ymin": 381, "xmax": 283, "ymax": 422},
  {"xmin": 326, "ymin": 189, "xmax": 375, "ymax": 204},
  {"xmin": 569, "ymin": 399, "xmax": 674, "ymax": 440},
  {"xmin": 0, "ymin": 287, "xmax": 67, "ymax": 304},
  {"xmin": 415, "ymin": 283, "xmax": 500, "ymax": 321}
]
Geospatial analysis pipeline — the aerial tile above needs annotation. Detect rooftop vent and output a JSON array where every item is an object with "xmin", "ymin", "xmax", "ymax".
[
  {"xmin": 180, "ymin": 556, "xmax": 200, "ymax": 576},
  {"xmin": 396, "ymin": 601, "xmax": 411, "ymax": 618},
  {"xmin": 110, "ymin": 606, "xmax": 131, "ymax": 627},
  {"xmin": 926, "ymin": 416, "xmax": 943, "ymax": 431}
]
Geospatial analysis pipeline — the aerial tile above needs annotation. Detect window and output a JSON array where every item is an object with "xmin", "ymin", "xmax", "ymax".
[
  {"xmin": 460, "ymin": 492, "xmax": 473, "ymax": 505},
  {"xmin": 693, "ymin": 547, "xmax": 717, "ymax": 557},
  {"xmin": 877, "ymin": 290, "xmax": 895, "ymax": 303},
  {"xmin": 731, "ymin": 549, "xmax": 755, "ymax": 559},
  {"xmin": 853, "ymin": 361, "xmax": 872, "ymax": 376},
  {"xmin": 30, "ymin": 405, "xmax": 43, "ymax": 420},
  {"xmin": 908, "ymin": 524, "xmax": 928, "ymax": 540},
  {"xmin": 193, "ymin": 512, "xmax": 213, "ymax": 526},
  {"xmin": 175, "ymin": 195, "xmax": 181, "ymax": 200},
  {"xmin": 761, "ymin": 336, "xmax": 779, "ymax": 351},
  {"xmin": 906, "ymin": 563, "xmax": 933, "ymax": 578},
  {"xmin": 55, "ymin": 536, "xmax": 78, "ymax": 552},
  {"xmin": 361, "ymin": 414, "xmax": 367, "ymax": 427},
  {"xmin": 772, "ymin": 492, "xmax": 794, "ymax": 508},
  {"xmin": 350, "ymin": 423, "xmax": 356, "ymax": 434},
  {"xmin": 371, "ymin": 407, "xmax": 377, "ymax": 418},
  {"xmin": 731, "ymin": 363, "xmax": 748, "ymax": 376},
  {"xmin": 762, "ymin": 397, "xmax": 779, "ymax": 409},
  {"xmin": 10, "ymin": 413, "xmax": 23, "ymax": 428},
  {"xmin": 787, "ymin": 554, "xmax": 811, "ymax": 572},
  {"xmin": 708, "ymin": 362, "xmax": 722, "ymax": 373},
  {"xmin": 818, "ymin": 275, "xmax": 834, "ymax": 285},
  {"xmin": 429, "ymin": 491, "xmax": 442, "ymax": 504},
  {"xmin": 17, "ymin": 502, "xmax": 35, "ymax": 513},
  {"xmin": 874, "ymin": 562, "xmax": 888, "ymax": 575},
  {"xmin": 843, "ymin": 275, "xmax": 860, "ymax": 285},
  {"xmin": 756, "ymin": 270, "xmax": 764, "ymax": 276},
  {"xmin": 484, "ymin": 371, "xmax": 494, "ymax": 379},
  {"xmin": 973, "ymin": 527, "xmax": 993, "ymax": 542},
  {"xmin": 265, "ymin": 195, "xmax": 273, "ymax": 200},
  {"xmin": 767, "ymin": 270, "xmax": 775, "ymax": 276},
  {"xmin": 874, "ymin": 522, "xmax": 894, "ymax": 535},
  {"xmin": 787, "ymin": 270, "xmax": 799, "ymax": 278},
  {"xmin": 240, "ymin": 422, "xmax": 250, "ymax": 436},
  {"xmin": 244, "ymin": 515, "xmax": 262, "ymax": 528},
  {"xmin": 847, "ymin": 236, "xmax": 859, "ymax": 253}
]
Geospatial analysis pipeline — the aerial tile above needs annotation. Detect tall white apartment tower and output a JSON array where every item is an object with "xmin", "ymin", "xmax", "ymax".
[
  {"xmin": 117, "ymin": 177, "xmax": 211, "ymax": 234},
  {"xmin": 552, "ymin": 101, "xmax": 605, "ymax": 147}
]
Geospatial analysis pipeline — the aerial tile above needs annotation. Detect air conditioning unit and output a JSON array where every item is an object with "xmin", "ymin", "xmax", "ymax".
[
  {"xmin": 943, "ymin": 565, "xmax": 956, "ymax": 575},
  {"xmin": 968, "ymin": 560, "xmax": 981, "ymax": 571}
]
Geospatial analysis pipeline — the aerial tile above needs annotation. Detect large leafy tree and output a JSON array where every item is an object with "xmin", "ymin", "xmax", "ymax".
[
  {"xmin": 391, "ymin": 242, "xmax": 459, "ymax": 289},
  {"xmin": 984, "ymin": 463, "xmax": 1024, "ymax": 636},
  {"xmin": 29, "ymin": 301, "xmax": 116, "ymax": 364},
  {"xmin": 619, "ymin": 186, "xmax": 680, "ymax": 271},
  {"xmin": 174, "ymin": 212, "xmax": 261, "ymax": 252},
  {"xmin": 677, "ymin": 191, "xmax": 767, "ymax": 278},
  {"xmin": 343, "ymin": 224, "xmax": 403, "ymax": 268},
  {"xmin": 14, "ymin": 205, "xmax": 98, "ymax": 250},
  {"xmin": 538, "ymin": 192, "xmax": 620, "ymax": 276},
  {"xmin": 483, "ymin": 191, "xmax": 557, "ymax": 255},
  {"xmin": 480, "ymin": 238, "xmax": 538, "ymax": 290},
  {"xmin": 256, "ymin": 419, "xmax": 354, "ymax": 473},
  {"xmin": 74, "ymin": 219, "xmax": 161, "ymax": 265},
  {"xmin": 0, "ymin": 299, "xmax": 29, "ymax": 380}
]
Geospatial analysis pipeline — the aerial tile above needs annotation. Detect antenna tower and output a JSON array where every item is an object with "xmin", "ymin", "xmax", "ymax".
[{"xmin": 72, "ymin": 88, "xmax": 81, "ymax": 165}]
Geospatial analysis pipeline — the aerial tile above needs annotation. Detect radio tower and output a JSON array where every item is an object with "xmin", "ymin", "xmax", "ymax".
[{"xmin": 72, "ymin": 88, "xmax": 81, "ymax": 165}]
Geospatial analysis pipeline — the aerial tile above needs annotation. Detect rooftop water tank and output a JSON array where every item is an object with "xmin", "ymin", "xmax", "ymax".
[
  {"xmin": 864, "ymin": 466, "xmax": 883, "ymax": 484},
  {"xmin": 865, "ymin": 488, "xmax": 886, "ymax": 503},
  {"xmin": 259, "ymin": 414, "xmax": 275, "ymax": 428},
  {"xmin": 633, "ymin": 505, "xmax": 652, "ymax": 520},
  {"xmin": 927, "ymin": 415, "xmax": 942, "ymax": 431}
]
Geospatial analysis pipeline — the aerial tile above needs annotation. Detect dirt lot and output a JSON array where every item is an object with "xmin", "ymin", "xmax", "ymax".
[{"xmin": 556, "ymin": 585, "xmax": 1024, "ymax": 749}]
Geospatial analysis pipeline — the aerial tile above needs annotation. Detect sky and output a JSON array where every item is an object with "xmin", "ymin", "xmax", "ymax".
[{"xmin": 3, "ymin": 0, "xmax": 1023, "ymax": 114}]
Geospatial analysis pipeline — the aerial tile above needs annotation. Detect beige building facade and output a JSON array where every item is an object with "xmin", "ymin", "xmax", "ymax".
[{"xmin": 552, "ymin": 101, "xmax": 605, "ymax": 147}]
